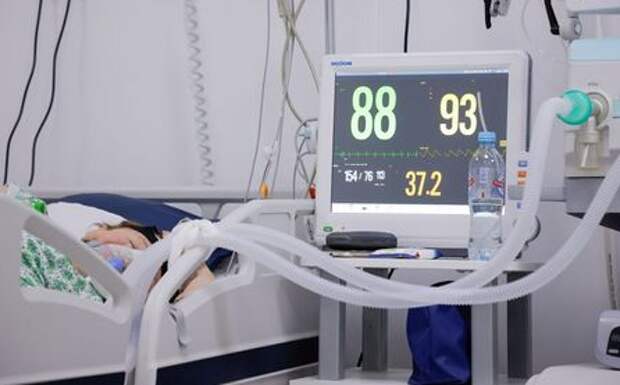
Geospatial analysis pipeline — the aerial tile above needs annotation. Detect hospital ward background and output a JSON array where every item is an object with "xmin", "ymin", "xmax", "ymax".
[{"xmin": 1, "ymin": 1, "xmax": 620, "ymax": 385}]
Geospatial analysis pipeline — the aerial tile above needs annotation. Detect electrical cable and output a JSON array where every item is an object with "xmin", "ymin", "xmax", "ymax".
[
  {"xmin": 281, "ymin": 0, "xmax": 313, "ymax": 123},
  {"xmin": 184, "ymin": 0, "xmax": 214, "ymax": 186},
  {"xmin": 296, "ymin": 151, "xmax": 312, "ymax": 183},
  {"xmin": 404, "ymin": 0, "xmax": 411, "ymax": 52},
  {"xmin": 28, "ymin": 0, "xmax": 72, "ymax": 187},
  {"xmin": 261, "ymin": 0, "xmax": 318, "ymax": 197},
  {"xmin": 269, "ymin": 19, "xmax": 296, "ymax": 193},
  {"xmin": 294, "ymin": 135, "xmax": 310, "ymax": 184},
  {"xmin": 244, "ymin": 0, "xmax": 272, "ymax": 202},
  {"xmin": 292, "ymin": 139, "xmax": 308, "ymax": 198},
  {"xmin": 544, "ymin": 0, "xmax": 560, "ymax": 35},
  {"xmin": 3, "ymin": 0, "xmax": 43, "ymax": 185},
  {"xmin": 265, "ymin": 0, "xmax": 298, "ymax": 195},
  {"xmin": 279, "ymin": 0, "xmax": 319, "ymax": 91},
  {"xmin": 292, "ymin": 118, "xmax": 316, "ymax": 197}
]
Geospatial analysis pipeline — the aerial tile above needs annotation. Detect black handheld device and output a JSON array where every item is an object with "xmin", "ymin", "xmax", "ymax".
[{"xmin": 326, "ymin": 231, "xmax": 397, "ymax": 251}]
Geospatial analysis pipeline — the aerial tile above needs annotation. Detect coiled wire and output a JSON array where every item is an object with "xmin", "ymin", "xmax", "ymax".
[{"xmin": 184, "ymin": 0, "xmax": 214, "ymax": 185}]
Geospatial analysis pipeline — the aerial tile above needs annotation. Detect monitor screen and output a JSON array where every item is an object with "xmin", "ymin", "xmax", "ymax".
[
  {"xmin": 330, "ymin": 70, "xmax": 509, "ymax": 215},
  {"xmin": 315, "ymin": 51, "xmax": 529, "ymax": 247}
]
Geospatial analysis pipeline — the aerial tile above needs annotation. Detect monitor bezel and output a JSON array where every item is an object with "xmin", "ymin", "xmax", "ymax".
[{"xmin": 315, "ymin": 51, "xmax": 530, "ymax": 248}]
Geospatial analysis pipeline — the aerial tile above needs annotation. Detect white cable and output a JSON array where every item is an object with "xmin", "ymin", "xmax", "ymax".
[
  {"xmin": 281, "ymin": 0, "xmax": 320, "ymax": 91},
  {"xmin": 477, "ymin": 91, "xmax": 489, "ymax": 132},
  {"xmin": 269, "ymin": 13, "xmax": 296, "ymax": 193},
  {"xmin": 293, "ymin": 118, "xmax": 317, "ymax": 197},
  {"xmin": 520, "ymin": 0, "xmax": 535, "ymax": 49},
  {"xmin": 264, "ymin": 0, "xmax": 319, "ymax": 195},
  {"xmin": 244, "ymin": 0, "xmax": 272, "ymax": 202},
  {"xmin": 293, "ymin": 148, "xmax": 307, "ymax": 198},
  {"xmin": 282, "ymin": 0, "xmax": 314, "ymax": 122},
  {"xmin": 281, "ymin": 25, "xmax": 305, "ymax": 124}
]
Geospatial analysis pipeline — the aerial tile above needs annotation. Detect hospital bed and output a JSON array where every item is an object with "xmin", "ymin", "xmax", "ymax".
[{"xmin": 0, "ymin": 190, "xmax": 319, "ymax": 385}]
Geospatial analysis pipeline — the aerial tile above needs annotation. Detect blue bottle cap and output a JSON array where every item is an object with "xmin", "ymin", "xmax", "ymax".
[{"xmin": 478, "ymin": 131, "xmax": 496, "ymax": 144}]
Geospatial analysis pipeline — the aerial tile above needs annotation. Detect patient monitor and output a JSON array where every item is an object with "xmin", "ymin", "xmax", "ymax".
[{"xmin": 315, "ymin": 52, "xmax": 530, "ymax": 247}]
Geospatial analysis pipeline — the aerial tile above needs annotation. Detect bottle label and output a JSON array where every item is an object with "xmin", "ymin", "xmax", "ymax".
[
  {"xmin": 491, "ymin": 178, "xmax": 505, "ymax": 199},
  {"xmin": 470, "ymin": 172, "xmax": 504, "ymax": 201}
]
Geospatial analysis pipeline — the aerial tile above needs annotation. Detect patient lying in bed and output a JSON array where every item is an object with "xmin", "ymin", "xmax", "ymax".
[
  {"xmin": 83, "ymin": 221, "xmax": 215, "ymax": 301},
  {"xmin": 3, "ymin": 185, "xmax": 215, "ymax": 303}
]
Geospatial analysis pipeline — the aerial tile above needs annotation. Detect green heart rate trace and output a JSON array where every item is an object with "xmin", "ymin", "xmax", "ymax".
[{"xmin": 335, "ymin": 147, "xmax": 506, "ymax": 160}]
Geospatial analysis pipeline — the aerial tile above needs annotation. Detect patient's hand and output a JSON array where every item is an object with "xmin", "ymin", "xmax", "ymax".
[
  {"xmin": 0, "ymin": 185, "xmax": 7, "ymax": 194},
  {"xmin": 84, "ymin": 227, "xmax": 151, "ymax": 250}
]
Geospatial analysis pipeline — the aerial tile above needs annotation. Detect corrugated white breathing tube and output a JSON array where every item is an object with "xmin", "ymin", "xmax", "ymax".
[
  {"xmin": 175, "ymin": 94, "xmax": 620, "ymax": 306},
  {"xmin": 224, "ymin": 97, "xmax": 569, "ymax": 299}
]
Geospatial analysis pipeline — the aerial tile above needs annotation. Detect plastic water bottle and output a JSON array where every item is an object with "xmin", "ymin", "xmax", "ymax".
[{"xmin": 468, "ymin": 131, "xmax": 505, "ymax": 261}]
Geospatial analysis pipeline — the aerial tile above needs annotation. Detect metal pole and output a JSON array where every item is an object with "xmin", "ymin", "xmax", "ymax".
[{"xmin": 325, "ymin": 0, "xmax": 335, "ymax": 54}]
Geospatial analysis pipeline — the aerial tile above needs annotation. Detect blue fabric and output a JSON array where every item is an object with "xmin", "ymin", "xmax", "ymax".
[
  {"xmin": 407, "ymin": 303, "xmax": 471, "ymax": 385},
  {"xmin": 59, "ymin": 193, "xmax": 233, "ymax": 270},
  {"xmin": 60, "ymin": 193, "xmax": 200, "ymax": 231}
]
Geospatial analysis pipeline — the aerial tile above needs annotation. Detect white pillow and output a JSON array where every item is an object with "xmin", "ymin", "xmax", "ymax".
[{"xmin": 47, "ymin": 202, "xmax": 126, "ymax": 240}]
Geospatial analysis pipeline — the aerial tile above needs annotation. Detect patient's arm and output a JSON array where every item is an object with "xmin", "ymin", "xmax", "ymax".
[{"xmin": 174, "ymin": 265, "xmax": 215, "ymax": 302}]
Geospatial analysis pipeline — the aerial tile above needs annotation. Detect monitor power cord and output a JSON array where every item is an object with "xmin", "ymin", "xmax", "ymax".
[
  {"xmin": 28, "ymin": 0, "xmax": 72, "ymax": 187},
  {"xmin": 3, "ymin": 0, "xmax": 43, "ymax": 185}
]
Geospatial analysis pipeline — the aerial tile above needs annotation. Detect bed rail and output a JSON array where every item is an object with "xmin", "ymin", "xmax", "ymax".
[
  {"xmin": 133, "ymin": 199, "xmax": 315, "ymax": 385},
  {"xmin": 0, "ymin": 196, "xmax": 132, "ymax": 323}
]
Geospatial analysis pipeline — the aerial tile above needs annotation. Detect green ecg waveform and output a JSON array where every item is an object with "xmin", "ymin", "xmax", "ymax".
[
  {"xmin": 335, "ymin": 148, "xmax": 483, "ymax": 160},
  {"xmin": 336, "ymin": 146, "xmax": 507, "ymax": 160}
]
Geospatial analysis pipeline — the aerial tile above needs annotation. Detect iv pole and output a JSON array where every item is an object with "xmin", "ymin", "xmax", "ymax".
[{"xmin": 325, "ymin": 0, "xmax": 335, "ymax": 54}]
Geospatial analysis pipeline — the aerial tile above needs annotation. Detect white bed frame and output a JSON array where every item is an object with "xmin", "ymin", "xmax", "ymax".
[
  {"xmin": 134, "ymin": 199, "xmax": 319, "ymax": 385},
  {"xmin": 0, "ymin": 192, "xmax": 319, "ymax": 385}
]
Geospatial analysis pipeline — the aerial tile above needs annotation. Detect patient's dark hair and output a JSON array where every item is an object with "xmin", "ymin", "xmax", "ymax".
[{"xmin": 97, "ymin": 221, "xmax": 163, "ymax": 244}]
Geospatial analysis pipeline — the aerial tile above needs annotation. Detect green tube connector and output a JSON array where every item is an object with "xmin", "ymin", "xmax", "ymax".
[
  {"xmin": 31, "ymin": 198, "xmax": 47, "ymax": 215},
  {"xmin": 558, "ymin": 89, "xmax": 593, "ymax": 126}
]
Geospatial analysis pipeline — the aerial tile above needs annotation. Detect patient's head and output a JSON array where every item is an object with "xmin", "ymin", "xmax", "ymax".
[{"xmin": 83, "ymin": 221, "xmax": 163, "ymax": 250}]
